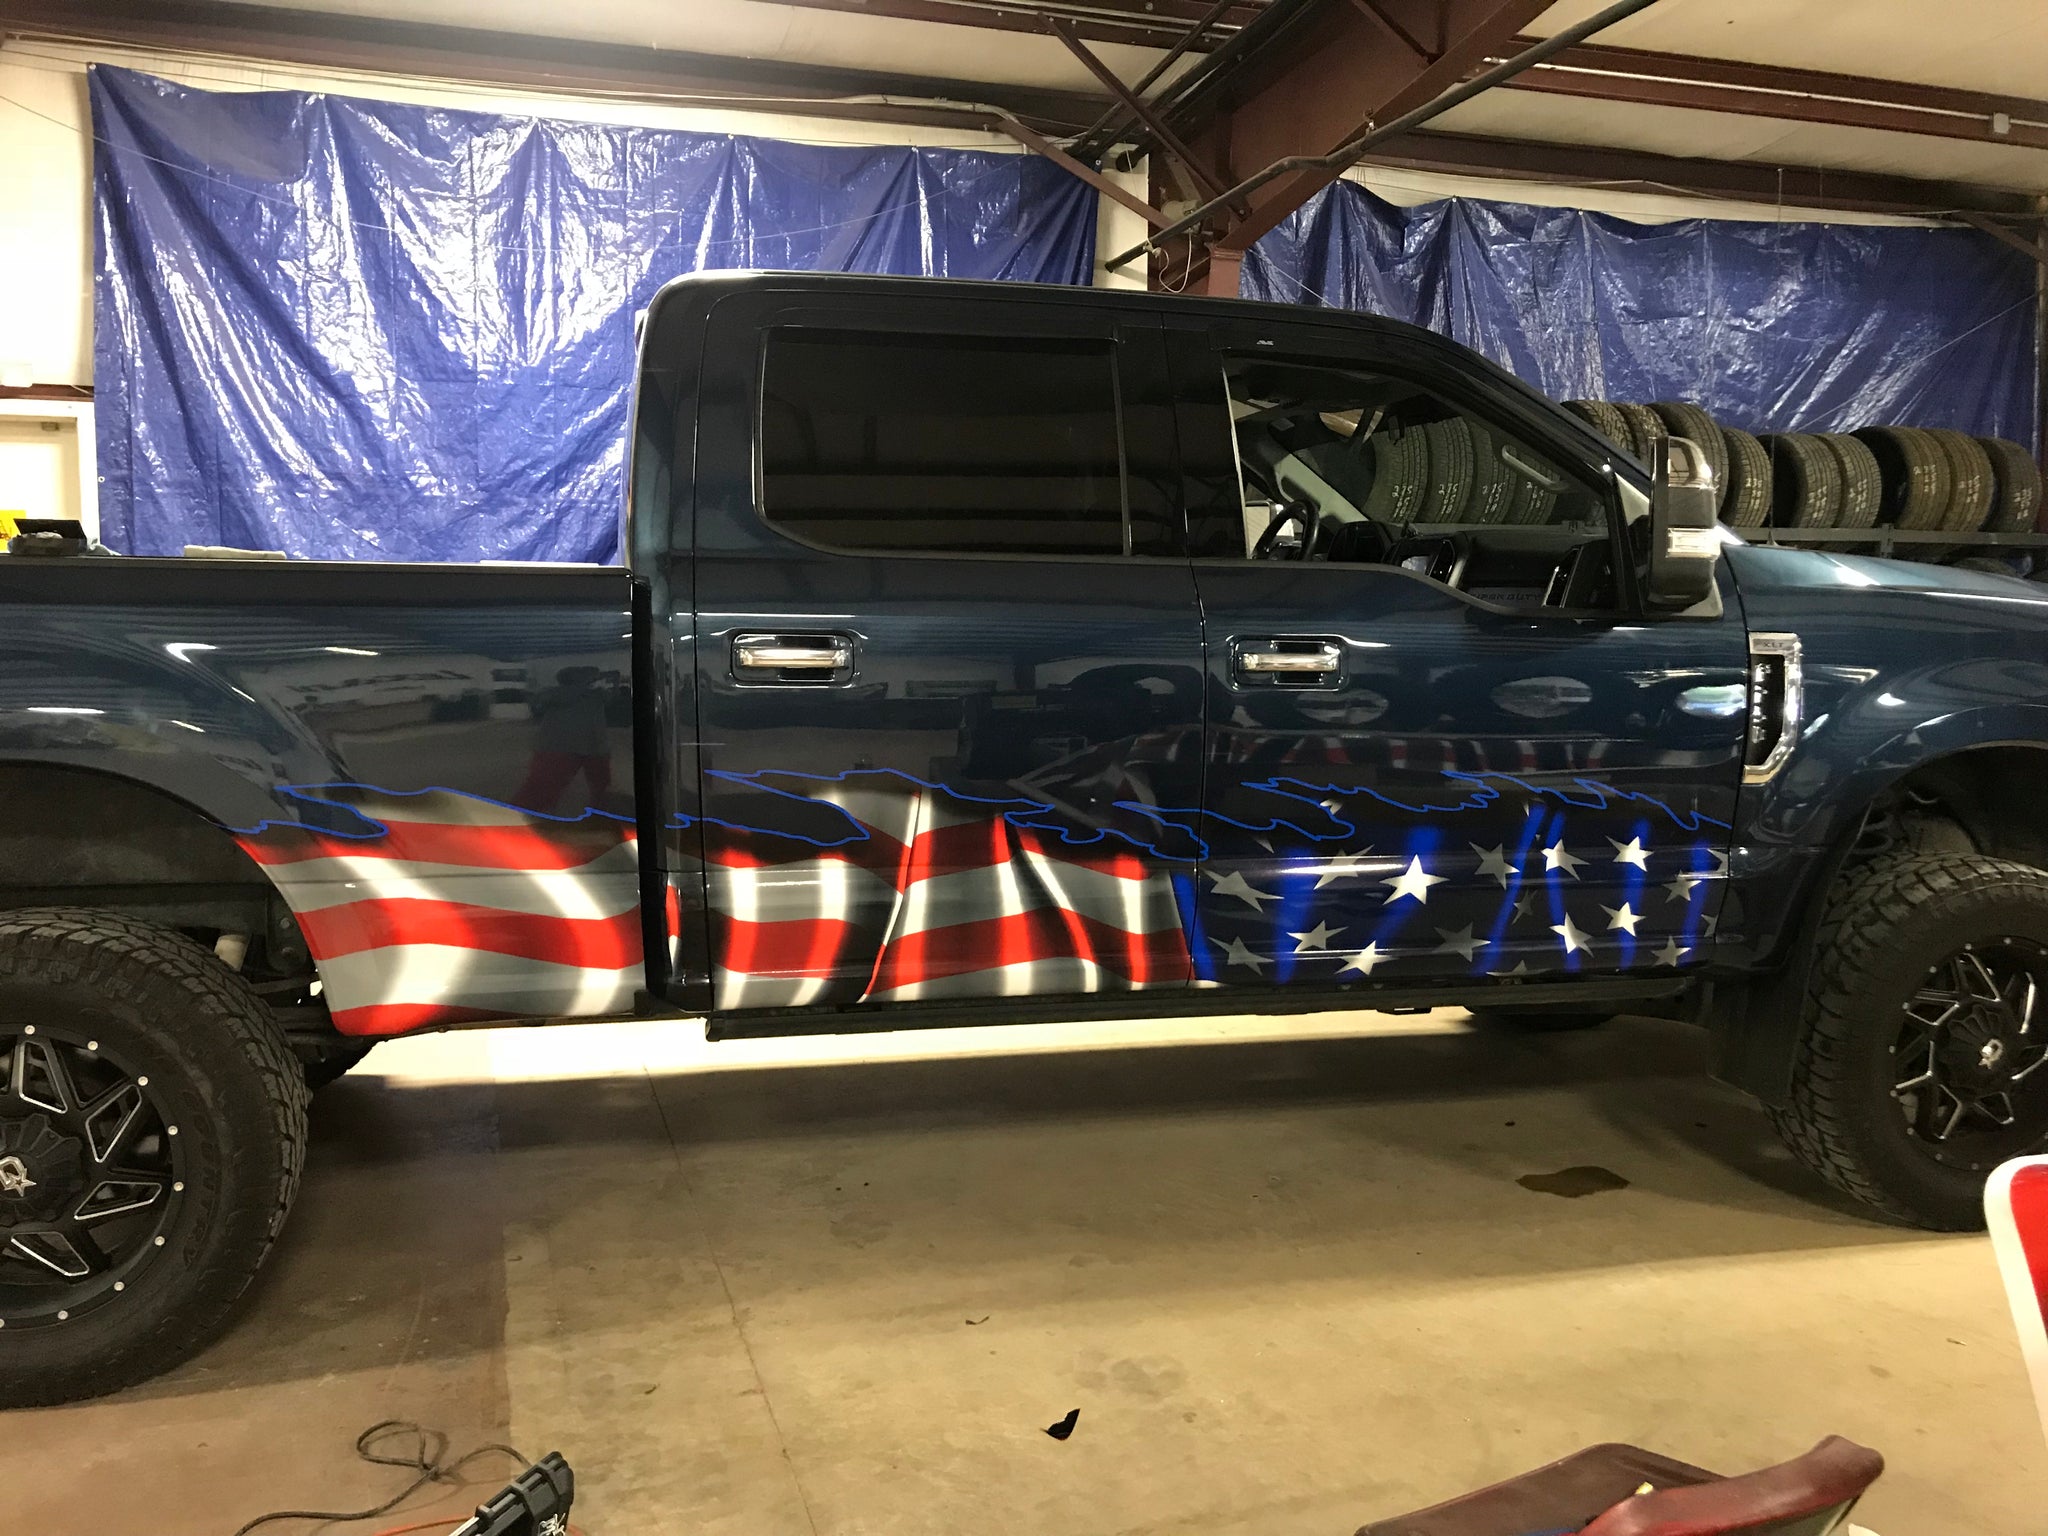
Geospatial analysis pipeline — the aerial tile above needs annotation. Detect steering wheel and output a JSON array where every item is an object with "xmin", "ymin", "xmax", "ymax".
[{"xmin": 1253, "ymin": 501, "xmax": 1321, "ymax": 562}]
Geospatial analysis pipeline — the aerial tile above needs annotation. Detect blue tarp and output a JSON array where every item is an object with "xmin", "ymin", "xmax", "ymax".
[
  {"xmin": 1245, "ymin": 182, "xmax": 2039, "ymax": 446},
  {"xmin": 91, "ymin": 66, "xmax": 1097, "ymax": 561}
]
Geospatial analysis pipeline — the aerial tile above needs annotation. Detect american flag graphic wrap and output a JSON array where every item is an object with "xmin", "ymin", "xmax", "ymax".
[
  {"xmin": 229, "ymin": 754, "xmax": 1727, "ymax": 1036},
  {"xmin": 1186, "ymin": 770, "xmax": 1727, "ymax": 987},
  {"xmin": 699, "ymin": 769, "xmax": 1194, "ymax": 1011},
  {"xmin": 233, "ymin": 785, "xmax": 641, "ymax": 1036}
]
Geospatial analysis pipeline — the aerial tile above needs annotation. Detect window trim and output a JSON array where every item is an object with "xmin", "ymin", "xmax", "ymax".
[
  {"xmin": 1185, "ymin": 339, "xmax": 1643, "ymax": 620},
  {"xmin": 749, "ymin": 323, "xmax": 1163, "ymax": 566}
]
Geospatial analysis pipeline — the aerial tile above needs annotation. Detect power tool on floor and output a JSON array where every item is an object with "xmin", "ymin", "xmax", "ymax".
[{"xmin": 448, "ymin": 1453, "xmax": 575, "ymax": 1536}]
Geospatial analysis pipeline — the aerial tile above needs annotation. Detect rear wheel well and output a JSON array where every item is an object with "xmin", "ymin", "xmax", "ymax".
[{"xmin": 0, "ymin": 763, "xmax": 328, "ymax": 1043}]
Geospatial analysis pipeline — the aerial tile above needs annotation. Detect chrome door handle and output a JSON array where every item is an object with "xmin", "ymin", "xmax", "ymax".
[
  {"xmin": 1238, "ymin": 643, "xmax": 1341, "ymax": 675},
  {"xmin": 733, "ymin": 634, "xmax": 853, "ymax": 670}
]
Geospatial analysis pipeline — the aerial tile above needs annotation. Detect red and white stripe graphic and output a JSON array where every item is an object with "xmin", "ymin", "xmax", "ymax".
[
  {"xmin": 237, "ymin": 787, "xmax": 642, "ymax": 1035},
  {"xmin": 705, "ymin": 778, "xmax": 1191, "ymax": 1011}
]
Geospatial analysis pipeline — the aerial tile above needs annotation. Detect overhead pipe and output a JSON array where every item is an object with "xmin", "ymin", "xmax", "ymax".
[{"xmin": 1103, "ymin": 0, "xmax": 1667, "ymax": 273}]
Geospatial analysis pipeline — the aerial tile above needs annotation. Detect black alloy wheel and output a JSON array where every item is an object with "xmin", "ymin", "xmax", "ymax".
[
  {"xmin": 1888, "ymin": 939, "xmax": 2048, "ymax": 1170},
  {"xmin": 0, "ymin": 1024, "xmax": 183, "ymax": 1330}
]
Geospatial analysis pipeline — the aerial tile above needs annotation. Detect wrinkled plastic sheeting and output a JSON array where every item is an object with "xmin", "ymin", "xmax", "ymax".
[
  {"xmin": 1245, "ymin": 182, "xmax": 2038, "ymax": 445},
  {"xmin": 90, "ymin": 66, "xmax": 1098, "ymax": 562}
]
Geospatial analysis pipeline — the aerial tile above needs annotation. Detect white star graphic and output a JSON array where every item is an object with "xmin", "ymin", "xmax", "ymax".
[
  {"xmin": 1488, "ymin": 958, "xmax": 1532, "ymax": 978},
  {"xmin": 1212, "ymin": 935, "xmax": 1269, "ymax": 972},
  {"xmin": 1511, "ymin": 893, "xmax": 1533, "ymax": 920},
  {"xmin": 1543, "ymin": 842, "xmax": 1587, "ymax": 877},
  {"xmin": 1382, "ymin": 855, "xmax": 1447, "ymax": 905},
  {"xmin": 1708, "ymin": 847, "xmax": 1730, "ymax": 874},
  {"xmin": 1700, "ymin": 911, "xmax": 1719, "ymax": 937},
  {"xmin": 1289, "ymin": 922, "xmax": 1344, "ymax": 953},
  {"xmin": 1652, "ymin": 938, "xmax": 1690, "ymax": 967},
  {"xmin": 1551, "ymin": 914, "xmax": 1593, "ymax": 955},
  {"xmin": 1470, "ymin": 842, "xmax": 1516, "ymax": 887},
  {"xmin": 1209, "ymin": 870, "xmax": 1276, "ymax": 910},
  {"xmin": 1337, "ymin": 942, "xmax": 1383, "ymax": 976},
  {"xmin": 1435, "ymin": 925, "xmax": 1488, "ymax": 961},
  {"xmin": 1664, "ymin": 871, "xmax": 1706, "ymax": 904},
  {"xmin": 1608, "ymin": 836, "xmax": 1650, "ymax": 869},
  {"xmin": 1310, "ymin": 850, "xmax": 1376, "ymax": 889},
  {"xmin": 1602, "ymin": 902, "xmax": 1641, "ymax": 936}
]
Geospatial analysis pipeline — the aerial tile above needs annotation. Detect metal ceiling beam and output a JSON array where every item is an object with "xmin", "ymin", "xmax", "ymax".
[
  {"xmin": 1498, "ymin": 38, "xmax": 2048, "ymax": 153},
  {"xmin": 1066, "ymin": 0, "xmax": 1245, "ymax": 163},
  {"xmin": 1357, "ymin": 127, "xmax": 2045, "ymax": 218},
  {"xmin": 754, "ymin": 0, "xmax": 1262, "ymax": 54},
  {"xmin": 1046, "ymin": 16, "xmax": 1234, "ymax": 202},
  {"xmin": 1131, "ymin": 0, "xmax": 1580, "ymax": 292},
  {"xmin": 1176, "ymin": 0, "xmax": 1554, "ymax": 291},
  {"xmin": 1957, "ymin": 211, "xmax": 2048, "ymax": 266},
  {"xmin": 994, "ymin": 117, "xmax": 1174, "ymax": 228},
  {"xmin": 3, "ymin": 0, "xmax": 1107, "ymax": 133}
]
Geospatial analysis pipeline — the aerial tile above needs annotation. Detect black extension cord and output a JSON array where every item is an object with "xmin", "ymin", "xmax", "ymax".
[{"xmin": 230, "ymin": 1420, "xmax": 530, "ymax": 1536}]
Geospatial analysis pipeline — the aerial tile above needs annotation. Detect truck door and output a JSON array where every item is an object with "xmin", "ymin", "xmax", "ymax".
[
  {"xmin": 1166, "ymin": 317, "xmax": 1749, "ymax": 990},
  {"xmin": 689, "ymin": 286, "xmax": 1207, "ymax": 1016}
]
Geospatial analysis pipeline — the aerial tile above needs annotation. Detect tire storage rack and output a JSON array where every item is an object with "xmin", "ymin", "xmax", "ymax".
[{"xmin": 1562, "ymin": 400, "xmax": 2048, "ymax": 573}]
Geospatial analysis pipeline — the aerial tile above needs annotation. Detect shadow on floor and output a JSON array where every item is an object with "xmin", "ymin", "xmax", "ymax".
[{"xmin": 113, "ymin": 1014, "xmax": 1930, "ymax": 1400}]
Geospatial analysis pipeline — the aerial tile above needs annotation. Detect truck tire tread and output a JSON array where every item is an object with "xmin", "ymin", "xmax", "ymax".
[
  {"xmin": 0, "ymin": 908, "xmax": 308, "ymax": 1406},
  {"xmin": 1651, "ymin": 401, "xmax": 1729, "ymax": 490},
  {"xmin": 1719, "ymin": 426, "xmax": 1772, "ymax": 528},
  {"xmin": 1766, "ymin": 852, "xmax": 2048, "ymax": 1230},
  {"xmin": 1979, "ymin": 435, "xmax": 2043, "ymax": 534}
]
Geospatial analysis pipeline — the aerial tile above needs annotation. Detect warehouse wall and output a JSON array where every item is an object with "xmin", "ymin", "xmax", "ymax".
[{"xmin": 0, "ymin": 38, "xmax": 1150, "ymax": 396}]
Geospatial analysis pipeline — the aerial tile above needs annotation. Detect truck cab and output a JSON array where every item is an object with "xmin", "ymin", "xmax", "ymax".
[{"xmin": 632, "ymin": 274, "xmax": 1744, "ymax": 1026}]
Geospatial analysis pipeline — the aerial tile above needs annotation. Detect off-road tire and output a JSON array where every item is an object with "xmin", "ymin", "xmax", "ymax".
[
  {"xmin": 1719, "ymin": 426, "xmax": 1773, "ymax": 528},
  {"xmin": 1767, "ymin": 854, "xmax": 2048, "ymax": 1230},
  {"xmin": 1815, "ymin": 433, "xmax": 1882, "ymax": 529},
  {"xmin": 1562, "ymin": 399, "xmax": 1632, "ymax": 455},
  {"xmin": 1419, "ymin": 417, "xmax": 1475, "ymax": 523},
  {"xmin": 1462, "ymin": 422, "xmax": 1520, "ymax": 526},
  {"xmin": 1506, "ymin": 475, "xmax": 1560, "ymax": 527},
  {"xmin": 1927, "ymin": 428, "xmax": 1995, "ymax": 535},
  {"xmin": 1855, "ymin": 426, "xmax": 1951, "ymax": 531},
  {"xmin": 1651, "ymin": 402, "xmax": 1729, "ymax": 491},
  {"xmin": 1979, "ymin": 435, "xmax": 2043, "ymax": 534},
  {"xmin": 1365, "ymin": 428, "xmax": 1432, "ymax": 524},
  {"xmin": 0, "ymin": 910, "xmax": 308, "ymax": 1406},
  {"xmin": 1613, "ymin": 403, "xmax": 1668, "ymax": 465},
  {"xmin": 1759, "ymin": 433, "xmax": 1843, "ymax": 529}
]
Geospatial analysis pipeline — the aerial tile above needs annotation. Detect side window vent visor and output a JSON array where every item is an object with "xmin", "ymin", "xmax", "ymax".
[{"xmin": 1743, "ymin": 632, "xmax": 1803, "ymax": 785}]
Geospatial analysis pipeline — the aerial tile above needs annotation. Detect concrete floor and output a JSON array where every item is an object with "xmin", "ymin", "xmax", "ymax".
[{"xmin": 13, "ymin": 1008, "xmax": 2047, "ymax": 1535}]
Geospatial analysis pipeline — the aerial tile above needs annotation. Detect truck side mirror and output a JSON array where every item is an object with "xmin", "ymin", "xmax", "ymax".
[{"xmin": 1646, "ymin": 434, "xmax": 1720, "ymax": 609}]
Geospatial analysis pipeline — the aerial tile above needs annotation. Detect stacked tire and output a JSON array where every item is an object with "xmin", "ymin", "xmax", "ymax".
[
  {"xmin": 1382, "ymin": 418, "xmax": 1561, "ymax": 528},
  {"xmin": 1561, "ymin": 395, "xmax": 2041, "ymax": 561}
]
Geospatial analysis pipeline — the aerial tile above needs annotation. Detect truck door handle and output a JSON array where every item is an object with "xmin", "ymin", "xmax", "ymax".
[
  {"xmin": 732, "ymin": 632, "xmax": 854, "ymax": 680},
  {"xmin": 1240, "ymin": 647, "xmax": 1339, "ymax": 674},
  {"xmin": 1233, "ymin": 639, "xmax": 1343, "ymax": 686}
]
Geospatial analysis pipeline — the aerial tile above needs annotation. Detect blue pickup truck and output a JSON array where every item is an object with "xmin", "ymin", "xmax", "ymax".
[{"xmin": 4, "ymin": 272, "xmax": 2046, "ymax": 1404}]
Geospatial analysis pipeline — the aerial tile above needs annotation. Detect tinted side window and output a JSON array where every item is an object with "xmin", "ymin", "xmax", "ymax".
[{"xmin": 760, "ymin": 331, "xmax": 1128, "ymax": 556}]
